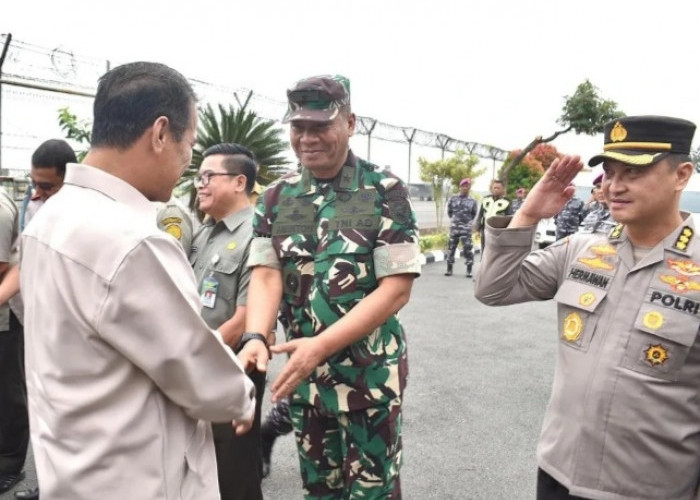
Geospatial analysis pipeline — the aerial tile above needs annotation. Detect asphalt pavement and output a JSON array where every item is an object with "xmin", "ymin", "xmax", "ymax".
[
  {"xmin": 260, "ymin": 256, "xmax": 558, "ymax": 499},
  {"xmin": 3, "ymin": 253, "xmax": 561, "ymax": 500}
]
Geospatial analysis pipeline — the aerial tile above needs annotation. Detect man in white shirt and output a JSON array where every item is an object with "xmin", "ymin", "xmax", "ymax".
[{"xmin": 20, "ymin": 61, "xmax": 256, "ymax": 500}]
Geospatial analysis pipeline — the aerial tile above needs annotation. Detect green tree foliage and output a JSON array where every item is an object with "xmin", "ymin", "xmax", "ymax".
[
  {"xmin": 191, "ymin": 103, "xmax": 289, "ymax": 185},
  {"xmin": 418, "ymin": 149, "xmax": 485, "ymax": 229},
  {"xmin": 181, "ymin": 103, "xmax": 290, "ymax": 208},
  {"xmin": 57, "ymin": 107, "xmax": 91, "ymax": 161},
  {"xmin": 500, "ymin": 143, "xmax": 562, "ymax": 197},
  {"xmin": 502, "ymin": 80, "xmax": 624, "ymax": 185}
]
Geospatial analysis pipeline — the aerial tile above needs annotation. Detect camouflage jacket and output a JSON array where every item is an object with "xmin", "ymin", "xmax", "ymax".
[
  {"xmin": 248, "ymin": 151, "xmax": 422, "ymax": 412},
  {"xmin": 446, "ymin": 194, "xmax": 477, "ymax": 233},
  {"xmin": 555, "ymin": 197, "xmax": 585, "ymax": 237}
]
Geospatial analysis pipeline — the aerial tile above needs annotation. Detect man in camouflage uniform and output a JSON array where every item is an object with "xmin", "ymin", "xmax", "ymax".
[
  {"xmin": 580, "ymin": 173, "xmax": 613, "ymax": 234},
  {"xmin": 476, "ymin": 116, "xmax": 700, "ymax": 500},
  {"xmin": 243, "ymin": 74, "xmax": 421, "ymax": 499},
  {"xmin": 554, "ymin": 187, "xmax": 585, "ymax": 240},
  {"xmin": 445, "ymin": 178, "xmax": 478, "ymax": 277}
]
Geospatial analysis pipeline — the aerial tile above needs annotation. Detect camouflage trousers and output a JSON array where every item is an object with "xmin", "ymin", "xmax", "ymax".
[
  {"xmin": 446, "ymin": 231, "xmax": 473, "ymax": 265},
  {"xmin": 289, "ymin": 396, "xmax": 403, "ymax": 500}
]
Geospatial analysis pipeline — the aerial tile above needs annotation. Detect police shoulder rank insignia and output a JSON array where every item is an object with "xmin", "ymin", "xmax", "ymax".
[
  {"xmin": 642, "ymin": 311, "xmax": 664, "ymax": 330},
  {"xmin": 608, "ymin": 224, "xmax": 624, "ymax": 240},
  {"xmin": 610, "ymin": 122, "xmax": 627, "ymax": 142},
  {"xmin": 644, "ymin": 343, "xmax": 669, "ymax": 366},
  {"xmin": 673, "ymin": 226, "xmax": 694, "ymax": 251},
  {"xmin": 562, "ymin": 312, "xmax": 584, "ymax": 342}
]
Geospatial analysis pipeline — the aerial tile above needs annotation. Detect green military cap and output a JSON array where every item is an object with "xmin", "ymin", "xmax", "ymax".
[
  {"xmin": 282, "ymin": 74, "xmax": 351, "ymax": 123},
  {"xmin": 588, "ymin": 115, "xmax": 696, "ymax": 167}
]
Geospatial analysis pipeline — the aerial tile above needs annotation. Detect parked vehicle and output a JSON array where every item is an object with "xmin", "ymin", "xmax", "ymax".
[{"xmin": 408, "ymin": 183, "xmax": 433, "ymax": 201}]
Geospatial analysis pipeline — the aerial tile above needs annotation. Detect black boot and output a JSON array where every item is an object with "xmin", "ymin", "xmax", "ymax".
[
  {"xmin": 445, "ymin": 263, "xmax": 453, "ymax": 276},
  {"xmin": 466, "ymin": 264, "xmax": 473, "ymax": 278}
]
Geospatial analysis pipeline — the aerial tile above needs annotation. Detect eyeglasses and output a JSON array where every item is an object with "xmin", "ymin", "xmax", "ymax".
[
  {"xmin": 194, "ymin": 172, "xmax": 240, "ymax": 187},
  {"xmin": 31, "ymin": 179, "xmax": 58, "ymax": 191}
]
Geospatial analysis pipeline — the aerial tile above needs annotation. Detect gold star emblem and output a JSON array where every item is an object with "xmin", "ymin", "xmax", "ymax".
[{"xmin": 644, "ymin": 344, "xmax": 669, "ymax": 366}]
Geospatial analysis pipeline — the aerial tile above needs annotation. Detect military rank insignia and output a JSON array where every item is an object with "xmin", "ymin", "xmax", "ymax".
[
  {"xmin": 608, "ymin": 224, "xmax": 624, "ymax": 240},
  {"xmin": 673, "ymin": 226, "xmax": 694, "ymax": 251}
]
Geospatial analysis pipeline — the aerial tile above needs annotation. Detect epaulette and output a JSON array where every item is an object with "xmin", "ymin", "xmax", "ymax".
[
  {"xmin": 673, "ymin": 226, "xmax": 694, "ymax": 251},
  {"xmin": 607, "ymin": 223, "xmax": 624, "ymax": 239}
]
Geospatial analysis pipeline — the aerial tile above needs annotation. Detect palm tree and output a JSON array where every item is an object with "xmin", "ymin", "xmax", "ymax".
[{"xmin": 177, "ymin": 103, "xmax": 290, "ymax": 200}]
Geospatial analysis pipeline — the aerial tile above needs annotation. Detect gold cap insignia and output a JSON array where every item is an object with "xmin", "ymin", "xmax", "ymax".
[
  {"xmin": 644, "ymin": 343, "xmax": 669, "ymax": 366},
  {"xmin": 643, "ymin": 311, "xmax": 664, "ymax": 330},
  {"xmin": 563, "ymin": 312, "xmax": 584, "ymax": 342},
  {"xmin": 609, "ymin": 122, "xmax": 628, "ymax": 143},
  {"xmin": 579, "ymin": 292, "xmax": 596, "ymax": 307}
]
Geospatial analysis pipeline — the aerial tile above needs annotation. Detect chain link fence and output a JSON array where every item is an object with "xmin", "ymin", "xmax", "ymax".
[{"xmin": 0, "ymin": 34, "xmax": 508, "ymax": 183}]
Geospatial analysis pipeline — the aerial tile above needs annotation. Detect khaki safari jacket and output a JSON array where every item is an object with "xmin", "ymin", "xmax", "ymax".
[{"xmin": 475, "ymin": 213, "xmax": 700, "ymax": 500}]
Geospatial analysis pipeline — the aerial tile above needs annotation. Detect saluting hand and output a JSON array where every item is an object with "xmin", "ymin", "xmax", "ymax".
[
  {"xmin": 268, "ymin": 337, "xmax": 326, "ymax": 402},
  {"xmin": 510, "ymin": 155, "xmax": 583, "ymax": 228}
]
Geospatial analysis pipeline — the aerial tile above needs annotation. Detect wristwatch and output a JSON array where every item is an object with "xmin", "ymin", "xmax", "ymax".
[{"xmin": 235, "ymin": 332, "xmax": 268, "ymax": 354}]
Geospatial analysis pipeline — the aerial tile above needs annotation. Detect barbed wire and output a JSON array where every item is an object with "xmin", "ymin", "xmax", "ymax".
[{"xmin": 0, "ymin": 34, "xmax": 509, "ymax": 171}]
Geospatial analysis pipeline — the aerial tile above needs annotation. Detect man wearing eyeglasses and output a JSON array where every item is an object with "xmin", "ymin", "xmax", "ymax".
[
  {"xmin": 20, "ymin": 139, "xmax": 75, "ymax": 231},
  {"xmin": 244, "ymin": 75, "xmax": 421, "ymax": 499},
  {"xmin": 189, "ymin": 143, "xmax": 264, "ymax": 500}
]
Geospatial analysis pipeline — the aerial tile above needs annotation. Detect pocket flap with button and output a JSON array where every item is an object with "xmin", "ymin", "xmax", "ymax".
[
  {"xmin": 633, "ymin": 304, "xmax": 700, "ymax": 347},
  {"xmin": 213, "ymin": 257, "xmax": 240, "ymax": 275},
  {"xmin": 554, "ymin": 279, "xmax": 608, "ymax": 312}
]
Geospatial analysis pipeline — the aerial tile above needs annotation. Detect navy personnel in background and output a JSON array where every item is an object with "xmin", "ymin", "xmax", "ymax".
[
  {"xmin": 189, "ymin": 143, "xmax": 264, "ymax": 500},
  {"xmin": 554, "ymin": 184, "xmax": 585, "ymax": 240},
  {"xmin": 510, "ymin": 187, "xmax": 526, "ymax": 212},
  {"xmin": 19, "ymin": 61, "xmax": 256, "ymax": 500},
  {"xmin": 476, "ymin": 116, "xmax": 700, "ymax": 500},
  {"xmin": 580, "ymin": 173, "xmax": 612, "ymax": 233},
  {"xmin": 473, "ymin": 179, "xmax": 512, "ymax": 253},
  {"xmin": 445, "ymin": 177, "xmax": 478, "ymax": 277}
]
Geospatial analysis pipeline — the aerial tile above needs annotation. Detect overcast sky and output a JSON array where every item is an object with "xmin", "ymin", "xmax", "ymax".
[{"xmin": 5, "ymin": 0, "xmax": 700, "ymax": 189}]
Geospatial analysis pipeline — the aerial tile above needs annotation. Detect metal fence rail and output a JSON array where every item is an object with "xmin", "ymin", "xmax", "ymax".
[{"xmin": 0, "ymin": 34, "xmax": 509, "ymax": 182}]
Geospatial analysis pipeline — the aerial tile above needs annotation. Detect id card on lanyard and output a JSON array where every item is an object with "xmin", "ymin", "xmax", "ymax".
[{"xmin": 200, "ymin": 254, "xmax": 220, "ymax": 308}]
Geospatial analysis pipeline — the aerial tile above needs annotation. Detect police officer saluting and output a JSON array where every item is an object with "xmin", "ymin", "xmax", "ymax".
[{"xmin": 476, "ymin": 116, "xmax": 700, "ymax": 500}]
